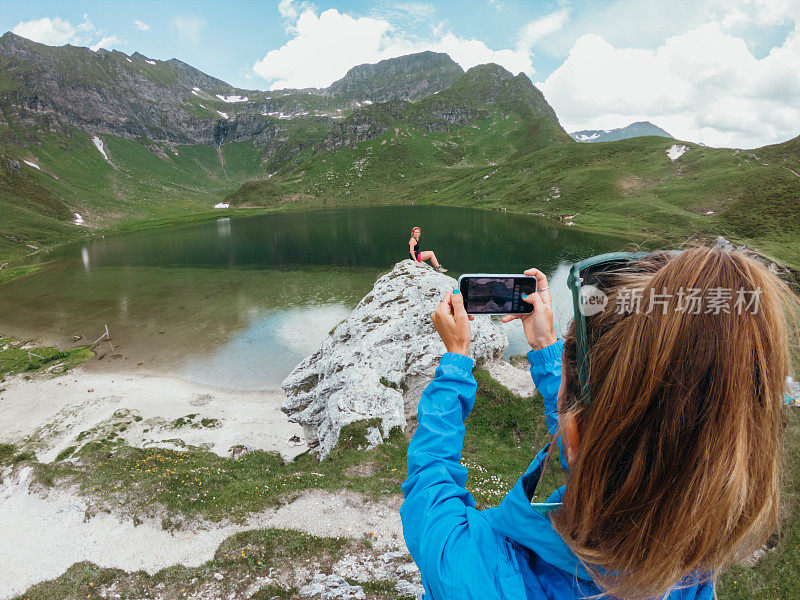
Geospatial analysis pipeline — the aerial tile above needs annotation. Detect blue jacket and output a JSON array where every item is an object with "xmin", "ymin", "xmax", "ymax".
[{"xmin": 400, "ymin": 339, "xmax": 714, "ymax": 600}]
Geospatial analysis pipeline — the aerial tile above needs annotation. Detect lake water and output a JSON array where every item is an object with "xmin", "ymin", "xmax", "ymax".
[{"xmin": 0, "ymin": 207, "xmax": 633, "ymax": 391}]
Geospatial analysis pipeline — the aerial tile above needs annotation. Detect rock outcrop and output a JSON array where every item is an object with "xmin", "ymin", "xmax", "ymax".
[{"xmin": 282, "ymin": 260, "xmax": 507, "ymax": 458}]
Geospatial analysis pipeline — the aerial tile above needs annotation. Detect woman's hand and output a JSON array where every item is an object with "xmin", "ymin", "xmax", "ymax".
[
  {"xmin": 432, "ymin": 290, "xmax": 474, "ymax": 356},
  {"xmin": 501, "ymin": 268, "xmax": 556, "ymax": 351}
]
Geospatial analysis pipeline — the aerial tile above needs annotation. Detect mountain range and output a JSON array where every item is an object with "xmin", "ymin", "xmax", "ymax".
[
  {"xmin": 1, "ymin": 31, "xmax": 798, "ymax": 270},
  {"xmin": 570, "ymin": 121, "xmax": 673, "ymax": 143}
]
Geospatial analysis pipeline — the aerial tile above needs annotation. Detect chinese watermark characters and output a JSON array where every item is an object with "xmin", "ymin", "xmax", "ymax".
[{"xmin": 613, "ymin": 286, "xmax": 762, "ymax": 315}]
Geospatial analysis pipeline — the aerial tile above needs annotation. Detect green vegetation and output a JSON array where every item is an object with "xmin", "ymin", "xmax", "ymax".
[
  {"xmin": 0, "ymin": 336, "xmax": 93, "ymax": 377},
  {"xmin": 25, "ymin": 368, "xmax": 557, "ymax": 524},
  {"xmin": 0, "ymin": 263, "xmax": 42, "ymax": 284},
  {"xmin": 0, "ymin": 442, "xmax": 36, "ymax": 470},
  {"xmin": 33, "ymin": 420, "xmax": 409, "ymax": 524},
  {"xmin": 464, "ymin": 370, "xmax": 565, "ymax": 506},
  {"xmin": 2, "ymin": 49, "xmax": 798, "ymax": 277},
  {"xmin": 11, "ymin": 528, "xmax": 350, "ymax": 600}
]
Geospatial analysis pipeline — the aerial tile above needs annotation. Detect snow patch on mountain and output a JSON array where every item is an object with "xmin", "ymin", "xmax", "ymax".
[
  {"xmin": 216, "ymin": 111, "xmax": 229, "ymax": 119},
  {"xmin": 23, "ymin": 160, "xmax": 41, "ymax": 170},
  {"xmin": 92, "ymin": 136, "xmax": 112, "ymax": 165},
  {"xmin": 667, "ymin": 144, "xmax": 689, "ymax": 160},
  {"xmin": 216, "ymin": 94, "xmax": 248, "ymax": 103}
]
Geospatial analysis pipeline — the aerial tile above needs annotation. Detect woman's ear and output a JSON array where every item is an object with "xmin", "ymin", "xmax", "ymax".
[{"xmin": 561, "ymin": 412, "xmax": 581, "ymax": 465}]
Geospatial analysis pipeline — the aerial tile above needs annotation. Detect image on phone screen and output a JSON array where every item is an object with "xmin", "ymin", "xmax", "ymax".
[{"xmin": 459, "ymin": 275, "xmax": 536, "ymax": 314}]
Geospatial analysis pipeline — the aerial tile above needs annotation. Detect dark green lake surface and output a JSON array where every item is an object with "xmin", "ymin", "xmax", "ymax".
[{"xmin": 0, "ymin": 207, "xmax": 633, "ymax": 390}]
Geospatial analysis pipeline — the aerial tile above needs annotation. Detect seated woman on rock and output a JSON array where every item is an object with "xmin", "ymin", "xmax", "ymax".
[
  {"xmin": 409, "ymin": 226, "xmax": 447, "ymax": 272},
  {"xmin": 401, "ymin": 246, "xmax": 797, "ymax": 600}
]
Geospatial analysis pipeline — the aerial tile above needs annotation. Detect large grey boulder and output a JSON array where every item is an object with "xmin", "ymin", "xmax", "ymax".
[{"xmin": 282, "ymin": 260, "xmax": 507, "ymax": 458}]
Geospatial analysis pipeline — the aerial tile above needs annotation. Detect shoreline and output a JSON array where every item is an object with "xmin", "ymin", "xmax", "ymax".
[
  {"xmin": 4, "ymin": 200, "xmax": 795, "ymax": 290},
  {"xmin": 1, "ymin": 201, "xmax": 651, "ymax": 280},
  {"xmin": 0, "ymin": 366, "xmax": 306, "ymax": 463}
]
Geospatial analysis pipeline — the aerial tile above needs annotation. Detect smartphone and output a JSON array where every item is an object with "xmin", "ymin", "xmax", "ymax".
[{"xmin": 458, "ymin": 274, "xmax": 537, "ymax": 315}]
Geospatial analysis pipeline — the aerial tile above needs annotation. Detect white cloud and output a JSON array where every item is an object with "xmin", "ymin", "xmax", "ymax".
[
  {"xmin": 172, "ymin": 15, "xmax": 206, "ymax": 43},
  {"xmin": 253, "ymin": 7, "xmax": 533, "ymax": 90},
  {"xmin": 518, "ymin": 8, "xmax": 570, "ymax": 48},
  {"xmin": 134, "ymin": 19, "xmax": 150, "ymax": 31},
  {"xmin": 254, "ymin": 10, "xmax": 393, "ymax": 89},
  {"xmin": 11, "ymin": 14, "xmax": 125, "ymax": 53},
  {"xmin": 278, "ymin": 0, "xmax": 300, "ymax": 19},
  {"xmin": 90, "ymin": 35, "xmax": 121, "ymax": 52},
  {"xmin": 12, "ymin": 16, "xmax": 85, "ymax": 45},
  {"xmin": 432, "ymin": 33, "xmax": 532, "ymax": 76},
  {"xmin": 540, "ymin": 23, "xmax": 800, "ymax": 148}
]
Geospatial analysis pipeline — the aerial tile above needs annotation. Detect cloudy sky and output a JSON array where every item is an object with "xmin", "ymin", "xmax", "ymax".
[{"xmin": 2, "ymin": 0, "xmax": 799, "ymax": 148}]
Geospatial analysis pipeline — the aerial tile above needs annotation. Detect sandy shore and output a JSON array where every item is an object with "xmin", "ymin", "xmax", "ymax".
[{"xmin": 0, "ymin": 366, "xmax": 306, "ymax": 463}]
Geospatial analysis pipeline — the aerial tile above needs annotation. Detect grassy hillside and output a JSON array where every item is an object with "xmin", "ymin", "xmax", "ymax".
[
  {"xmin": 230, "ymin": 127, "xmax": 800, "ymax": 270},
  {"xmin": 0, "ymin": 124, "xmax": 271, "ymax": 262}
]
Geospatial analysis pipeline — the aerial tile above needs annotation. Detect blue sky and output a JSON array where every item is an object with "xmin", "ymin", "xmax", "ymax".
[{"xmin": 2, "ymin": 1, "xmax": 800, "ymax": 148}]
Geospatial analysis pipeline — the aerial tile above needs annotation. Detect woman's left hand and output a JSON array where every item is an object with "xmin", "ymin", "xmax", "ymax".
[{"xmin": 432, "ymin": 290, "xmax": 474, "ymax": 356}]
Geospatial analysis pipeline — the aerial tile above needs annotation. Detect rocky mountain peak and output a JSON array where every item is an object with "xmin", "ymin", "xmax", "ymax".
[{"xmin": 326, "ymin": 51, "xmax": 464, "ymax": 104}]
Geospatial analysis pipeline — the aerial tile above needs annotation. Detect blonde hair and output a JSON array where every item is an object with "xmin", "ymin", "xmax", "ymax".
[{"xmin": 554, "ymin": 246, "xmax": 798, "ymax": 600}]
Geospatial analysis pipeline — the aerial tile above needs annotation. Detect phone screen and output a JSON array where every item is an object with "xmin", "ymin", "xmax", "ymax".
[{"xmin": 459, "ymin": 275, "xmax": 536, "ymax": 314}]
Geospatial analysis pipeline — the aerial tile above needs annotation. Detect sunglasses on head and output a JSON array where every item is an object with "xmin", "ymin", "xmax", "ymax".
[{"xmin": 567, "ymin": 251, "xmax": 649, "ymax": 406}]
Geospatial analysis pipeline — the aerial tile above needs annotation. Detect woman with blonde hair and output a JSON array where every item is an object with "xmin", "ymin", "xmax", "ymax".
[
  {"xmin": 409, "ymin": 226, "xmax": 447, "ymax": 272},
  {"xmin": 401, "ymin": 246, "xmax": 797, "ymax": 600}
]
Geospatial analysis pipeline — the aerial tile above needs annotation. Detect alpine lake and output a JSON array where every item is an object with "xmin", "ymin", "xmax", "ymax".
[{"xmin": 0, "ymin": 207, "xmax": 635, "ymax": 391}]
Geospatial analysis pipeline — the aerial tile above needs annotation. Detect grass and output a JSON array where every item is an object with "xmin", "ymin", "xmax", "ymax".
[
  {"xmin": 32, "ymin": 420, "xmax": 410, "ymax": 524},
  {"xmin": 3, "ymin": 63, "xmax": 799, "ymax": 277},
  {"xmin": 0, "ymin": 263, "xmax": 42, "ymax": 284},
  {"xmin": 0, "ymin": 442, "xmax": 36, "ymax": 471},
  {"xmin": 25, "ymin": 369, "xmax": 559, "ymax": 523},
  {"xmin": 0, "ymin": 336, "xmax": 93, "ymax": 377},
  {"xmin": 463, "ymin": 370, "xmax": 565, "ymax": 507}
]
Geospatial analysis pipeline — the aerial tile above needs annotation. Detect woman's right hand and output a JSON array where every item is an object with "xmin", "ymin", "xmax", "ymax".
[{"xmin": 502, "ymin": 268, "xmax": 557, "ymax": 351}]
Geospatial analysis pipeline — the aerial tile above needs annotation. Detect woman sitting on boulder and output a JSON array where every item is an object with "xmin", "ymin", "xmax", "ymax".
[
  {"xmin": 401, "ymin": 246, "xmax": 797, "ymax": 600},
  {"xmin": 409, "ymin": 226, "xmax": 447, "ymax": 272}
]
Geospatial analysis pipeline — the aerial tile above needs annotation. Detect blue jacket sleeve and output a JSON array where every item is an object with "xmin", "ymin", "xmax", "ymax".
[
  {"xmin": 400, "ymin": 352, "xmax": 501, "ymax": 600},
  {"xmin": 527, "ymin": 339, "xmax": 568, "ymax": 470}
]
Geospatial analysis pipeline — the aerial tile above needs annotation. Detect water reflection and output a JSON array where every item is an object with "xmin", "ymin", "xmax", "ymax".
[
  {"xmin": 0, "ymin": 207, "xmax": 633, "ymax": 390},
  {"xmin": 217, "ymin": 217, "xmax": 231, "ymax": 238}
]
